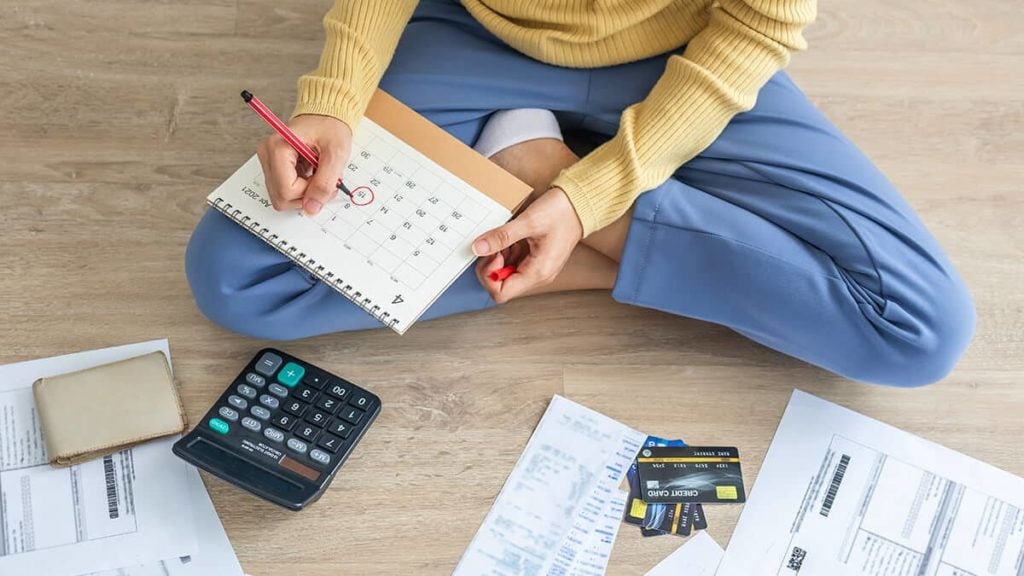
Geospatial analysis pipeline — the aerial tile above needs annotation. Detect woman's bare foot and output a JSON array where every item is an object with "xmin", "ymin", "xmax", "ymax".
[
  {"xmin": 487, "ymin": 137, "xmax": 619, "ymax": 295},
  {"xmin": 492, "ymin": 137, "xmax": 631, "ymax": 264},
  {"xmin": 491, "ymin": 138, "xmax": 579, "ymax": 208}
]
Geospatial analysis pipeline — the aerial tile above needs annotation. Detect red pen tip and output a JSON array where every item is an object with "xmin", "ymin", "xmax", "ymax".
[{"xmin": 240, "ymin": 90, "xmax": 253, "ymax": 103}]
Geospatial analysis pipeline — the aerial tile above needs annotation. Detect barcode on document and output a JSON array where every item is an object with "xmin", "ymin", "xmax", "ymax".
[
  {"xmin": 103, "ymin": 454, "xmax": 120, "ymax": 519},
  {"xmin": 820, "ymin": 454, "xmax": 850, "ymax": 517}
]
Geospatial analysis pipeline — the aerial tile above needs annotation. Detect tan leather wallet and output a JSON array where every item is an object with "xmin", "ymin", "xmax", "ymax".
[{"xmin": 33, "ymin": 351, "xmax": 188, "ymax": 467}]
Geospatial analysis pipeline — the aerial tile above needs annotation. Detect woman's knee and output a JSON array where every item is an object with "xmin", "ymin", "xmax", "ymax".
[
  {"xmin": 186, "ymin": 212, "xmax": 267, "ymax": 338},
  {"xmin": 185, "ymin": 211, "xmax": 305, "ymax": 340},
  {"xmin": 843, "ymin": 274, "xmax": 976, "ymax": 388},
  {"xmin": 186, "ymin": 211, "xmax": 384, "ymax": 340}
]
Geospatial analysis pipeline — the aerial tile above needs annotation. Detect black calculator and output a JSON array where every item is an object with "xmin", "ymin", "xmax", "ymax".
[{"xmin": 173, "ymin": 349, "xmax": 380, "ymax": 510}]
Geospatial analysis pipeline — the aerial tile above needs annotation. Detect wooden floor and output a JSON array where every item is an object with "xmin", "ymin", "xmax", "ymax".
[{"xmin": 2, "ymin": 1, "xmax": 1022, "ymax": 574}]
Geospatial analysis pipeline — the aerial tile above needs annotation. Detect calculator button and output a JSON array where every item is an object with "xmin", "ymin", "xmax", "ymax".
[
  {"xmin": 227, "ymin": 395, "xmax": 248, "ymax": 410},
  {"xmin": 317, "ymin": 433, "xmax": 343, "ymax": 453},
  {"xmin": 272, "ymin": 413, "xmax": 297, "ymax": 431},
  {"xmin": 287, "ymin": 438, "xmax": 308, "ymax": 454},
  {"xmin": 245, "ymin": 372, "xmax": 266, "ymax": 388},
  {"xmin": 250, "ymin": 405, "xmax": 272, "ymax": 420},
  {"xmin": 295, "ymin": 386, "xmax": 318, "ymax": 402},
  {"xmin": 326, "ymin": 383, "xmax": 350, "ymax": 401},
  {"xmin": 218, "ymin": 406, "xmax": 239, "ymax": 422},
  {"xmin": 315, "ymin": 396, "xmax": 340, "ymax": 414},
  {"xmin": 255, "ymin": 352, "xmax": 283, "ymax": 376},
  {"xmin": 268, "ymin": 383, "xmax": 289, "ymax": 398},
  {"xmin": 339, "ymin": 406, "xmax": 364, "ymax": 425},
  {"xmin": 277, "ymin": 362, "xmax": 305, "ymax": 388},
  {"xmin": 348, "ymin": 391, "xmax": 372, "ymax": 409},
  {"xmin": 259, "ymin": 394, "xmax": 280, "ymax": 410},
  {"xmin": 208, "ymin": 418, "xmax": 230, "ymax": 435},
  {"xmin": 241, "ymin": 417, "xmax": 262, "ymax": 432},
  {"xmin": 326, "ymin": 420, "xmax": 353, "ymax": 439},
  {"xmin": 283, "ymin": 399, "xmax": 308, "ymax": 417},
  {"xmin": 263, "ymin": 427, "xmax": 285, "ymax": 443},
  {"xmin": 309, "ymin": 449, "xmax": 331, "ymax": 466},
  {"xmin": 306, "ymin": 409, "xmax": 330, "ymax": 428},
  {"xmin": 236, "ymin": 384, "xmax": 257, "ymax": 399},
  {"xmin": 296, "ymin": 425, "xmax": 320, "ymax": 443},
  {"xmin": 303, "ymin": 373, "xmax": 328, "ymax": 389}
]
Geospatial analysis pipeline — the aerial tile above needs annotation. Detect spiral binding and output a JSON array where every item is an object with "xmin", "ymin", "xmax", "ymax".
[{"xmin": 210, "ymin": 197, "xmax": 401, "ymax": 331}]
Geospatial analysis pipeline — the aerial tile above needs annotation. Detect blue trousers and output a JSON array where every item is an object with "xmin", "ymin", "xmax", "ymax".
[{"xmin": 187, "ymin": 0, "xmax": 974, "ymax": 387}]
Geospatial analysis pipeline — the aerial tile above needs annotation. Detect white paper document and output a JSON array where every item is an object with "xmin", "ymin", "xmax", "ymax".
[
  {"xmin": 718, "ymin": 390, "xmax": 1024, "ymax": 576},
  {"xmin": 454, "ymin": 395, "xmax": 646, "ymax": 576},
  {"xmin": 80, "ymin": 470, "xmax": 245, "ymax": 576},
  {"xmin": 0, "ymin": 340, "xmax": 242, "ymax": 576},
  {"xmin": 563, "ymin": 489, "xmax": 630, "ymax": 576},
  {"xmin": 644, "ymin": 531, "xmax": 724, "ymax": 576}
]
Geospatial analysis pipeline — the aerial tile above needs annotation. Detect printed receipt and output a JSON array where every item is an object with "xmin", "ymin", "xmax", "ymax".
[
  {"xmin": 454, "ymin": 395, "xmax": 646, "ymax": 576},
  {"xmin": 719, "ymin": 390, "xmax": 1024, "ymax": 576},
  {"xmin": 0, "ymin": 340, "xmax": 241, "ymax": 576}
]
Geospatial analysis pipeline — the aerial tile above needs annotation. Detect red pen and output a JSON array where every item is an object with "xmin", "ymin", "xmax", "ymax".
[
  {"xmin": 241, "ymin": 90, "xmax": 353, "ymax": 198},
  {"xmin": 489, "ymin": 266, "xmax": 516, "ymax": 282}
]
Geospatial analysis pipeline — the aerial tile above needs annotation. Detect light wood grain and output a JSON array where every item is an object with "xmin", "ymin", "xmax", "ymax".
[{"xmin": 0, "ymin": 1, "xmax": 1021, "ymax": 575}]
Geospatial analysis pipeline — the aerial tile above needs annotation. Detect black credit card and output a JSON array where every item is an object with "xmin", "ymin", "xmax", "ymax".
[
  {"xmin": 636, "ymin": 446, "xmax": 746, "ymax": 504},
  {"xmin": 692, "ymin": 503, "xmax": 708, "ymax": 530},
  {"xmin": 660, "ymin": 502, "xmax": 694, "ymax": 536},
  {"xmin": 625, "ymin": 467, "xmax": 696, "ymax": 536}
]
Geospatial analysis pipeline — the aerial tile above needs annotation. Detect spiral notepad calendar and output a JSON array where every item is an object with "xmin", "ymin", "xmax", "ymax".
[{"xmin": 208, "ymin": 90, "xmax": 531, "ymax": 334}]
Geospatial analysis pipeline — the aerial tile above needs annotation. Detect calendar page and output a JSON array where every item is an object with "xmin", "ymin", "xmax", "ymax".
[{"xmin": 208, "ymin": 92, "xmax": 531, "ymax": 334}]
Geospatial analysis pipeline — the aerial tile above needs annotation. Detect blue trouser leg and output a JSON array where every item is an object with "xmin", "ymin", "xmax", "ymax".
[
  {"xmin": 186, "ymin": 0, "xmax": 974, "ymax": 385},
  {"xmin": 581, "ymin": 66, "xmax": 975, "ymax": 386}
]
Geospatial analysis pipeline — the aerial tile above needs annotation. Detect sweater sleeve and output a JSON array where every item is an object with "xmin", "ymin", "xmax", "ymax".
[
  {"xmin": 293, "ymin": 0, "xmax": 419, "ymax": 128},
  {"xmin": 552, "ymin": 0, "xmax": 817, "ymax": 237}
]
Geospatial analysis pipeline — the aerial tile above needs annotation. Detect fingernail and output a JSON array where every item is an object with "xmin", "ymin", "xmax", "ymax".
[
  {"xmin": 473, "ymin": 239, "xmax": 490, "ymax": 256},
  {"xmin": 306, "ymin": 200, "xmax": 322, "ymax": 215}
]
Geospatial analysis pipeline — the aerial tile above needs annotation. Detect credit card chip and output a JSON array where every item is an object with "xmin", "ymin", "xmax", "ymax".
[{"xmin": 716, "ymin": 485, "xmax": 739, "ymax": 500}]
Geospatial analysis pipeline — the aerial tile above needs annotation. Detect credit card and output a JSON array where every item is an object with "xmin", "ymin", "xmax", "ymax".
[
  {"xmin": 625, "ymin": 436, "xmax": 685, "ymax": 528},
  {"xmin": 645, "ymin": 502, "xmax": 693, "ymax": 536},
  {"xmin": 692, "ymin": 503, "xmax": 708, "ymax": 530},
  {"xmin": 636, "ymin": 446, "xmax": 746, "ymax": 504}
]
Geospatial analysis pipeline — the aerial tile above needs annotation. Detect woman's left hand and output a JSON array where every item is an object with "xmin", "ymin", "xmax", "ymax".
[{"xmin": 473, "ymin": 187, "xmax": 583, "ymax": 303}]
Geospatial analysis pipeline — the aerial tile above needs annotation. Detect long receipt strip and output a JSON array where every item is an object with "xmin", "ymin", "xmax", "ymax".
[
  {"xmin": 644, "ymin": 532, "xmax": 724, "ymax": 576},
  {"xmin": 0, "ymin": 340, "xmax": 243, "ymax": 576},
  {"xmin": 718, "ymin": 390, "xmax": 1024, "ymax": 575},
  {"xmin": 454, "ymin": 395, "xmax": 646, "ymax": 576}
]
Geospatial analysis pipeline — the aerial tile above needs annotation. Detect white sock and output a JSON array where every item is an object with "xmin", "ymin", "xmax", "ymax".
[{"xmin": 473, "ymin": 108, "xmax": 563, "ymax": 159}]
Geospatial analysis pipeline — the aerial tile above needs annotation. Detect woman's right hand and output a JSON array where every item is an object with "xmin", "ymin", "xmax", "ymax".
[{"xmin": 256, "ymin": 114, "xmax": 353, "ymax": 216}]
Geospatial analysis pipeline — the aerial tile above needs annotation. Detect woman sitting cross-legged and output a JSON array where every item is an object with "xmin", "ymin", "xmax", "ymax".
[{"xmin": 186, "ymin": 0, "xmax": 975, "ymax": 387}]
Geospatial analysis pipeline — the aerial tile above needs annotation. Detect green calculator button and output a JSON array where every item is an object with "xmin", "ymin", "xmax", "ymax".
[
  {"xmin": 208, "ymin": 418, "xmax": 230, "ymax": 435},
  {"xmin": 277, "ymin": 362, "xmax": 305, "ymax": 388}
]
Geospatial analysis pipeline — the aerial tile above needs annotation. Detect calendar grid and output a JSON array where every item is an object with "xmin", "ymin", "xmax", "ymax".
[
  {"xmin": 312, "ymin": 128, "xmax": 494, "ymax": 292},
  {"xmin": 210, "ymin": 112, "xmax": 518, "ymax": 334}
]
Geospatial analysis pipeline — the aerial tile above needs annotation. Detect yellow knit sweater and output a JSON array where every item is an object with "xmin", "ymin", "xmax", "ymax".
[{"xmin": 294, "ymin": 0, "xmax": 817, "ymax": 236}]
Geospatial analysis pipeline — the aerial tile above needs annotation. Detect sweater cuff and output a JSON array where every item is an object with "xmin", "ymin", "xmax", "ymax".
[
  {"xmin": 552, "ymin": 138, "xmax": 641, "ymax": 237},
  {"xmin": 553, "ymin": 172, "xmax": 598, "ymax": 237},
  {"xmin": 293, "ymin": 77, "xmax": 367, "ymax": 130}
]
